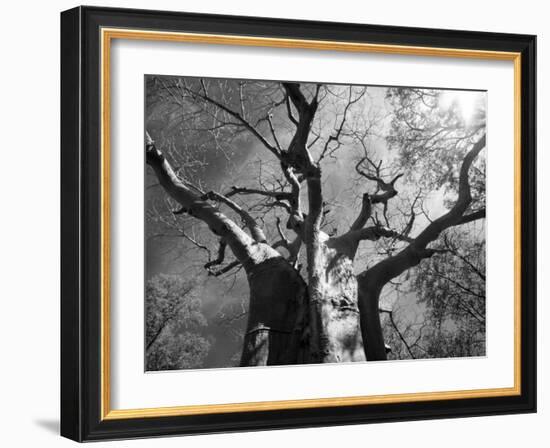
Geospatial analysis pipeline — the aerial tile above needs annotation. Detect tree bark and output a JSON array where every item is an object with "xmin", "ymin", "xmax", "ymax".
[
  {"xmin": 146, "ymin": 81, "xmax": 486, "ymax": 367},
  {"xmin": 241, "ymin": 256, "xmax": 308, "ymax": 366},
  {"xmin": 357, "ymin": 134, "xmax": 486, "ymax": 360},
  {"xmin": 281, "ymin": 84, "xmax": 366, "ymax": 364},
  {"xmin": 307, "ymin": 233, "xmax": 366, "ymax": 363},
  {"xmin": 146, "ymin": 137, "xmax": 308, "ymax": 366}
]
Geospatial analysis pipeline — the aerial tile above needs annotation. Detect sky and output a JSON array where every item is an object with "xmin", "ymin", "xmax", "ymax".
[{"xmin": 145, "ymin": 76, "xmax": 487, "ymax": 368}]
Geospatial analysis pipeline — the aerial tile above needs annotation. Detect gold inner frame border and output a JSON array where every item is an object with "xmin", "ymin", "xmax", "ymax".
[{"xmin": 99, "ymin": 27, "xmax": 522, "ymax": 420}]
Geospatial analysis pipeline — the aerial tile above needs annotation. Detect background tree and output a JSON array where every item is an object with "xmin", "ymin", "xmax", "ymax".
[
  {"xmin": 382, "ymin": 224, "xmax": 485, "ymax": 359},
  {"xmin": 146, "ymin": 274, "xmax": 211, "ymax": 370},
  {"xmin": 145, "ymin": 76, "xmax": 487, "ymax": 367},
  {"xmin": 357, "ymin": 87, "xmax": 486, "ymax": 359}
]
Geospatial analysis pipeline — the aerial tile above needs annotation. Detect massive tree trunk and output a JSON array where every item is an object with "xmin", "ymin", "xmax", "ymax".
[
  {"xmin": 282, "ymin": 83, "xmax": 366, "ymax": 364},
  {"xmin": 146, "ymin": 136, "xmax": 309, "ymax": 366},
  {"xmin": 241, "ymin": 255, "xmax": 308, "ymax": 366},
  {"xmin": 306, "ymin": 234, "xmax": 366, "ymax": 363},
  {"xmin": 146, "ymin": 79, "xmax": 486, "ymax": 367}
]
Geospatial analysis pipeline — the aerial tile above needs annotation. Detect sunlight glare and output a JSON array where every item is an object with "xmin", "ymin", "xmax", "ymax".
[{"xmin": 439, "ymin": 90, "xmax": 483, "ymax": 124}]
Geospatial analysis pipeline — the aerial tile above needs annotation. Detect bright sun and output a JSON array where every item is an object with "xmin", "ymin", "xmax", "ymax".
[{"xmin": 439, "ymin": 91, "xmax": 484, "ymax": 124}]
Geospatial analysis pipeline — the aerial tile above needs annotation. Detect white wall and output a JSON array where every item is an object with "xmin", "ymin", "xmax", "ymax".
[{"xmin": 0, "ymin": 0, "xmax": 546, "ymax": 446}]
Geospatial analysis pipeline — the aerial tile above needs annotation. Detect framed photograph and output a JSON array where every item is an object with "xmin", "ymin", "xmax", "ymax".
[{"xmin": 60, "ymin": 6, "xmax": 536, "ymax": 442}]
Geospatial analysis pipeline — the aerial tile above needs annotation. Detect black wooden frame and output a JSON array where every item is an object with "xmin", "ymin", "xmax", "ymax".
[{"xmin": 61, "ymin": 5, "xmax": 537, "ymax": 442}]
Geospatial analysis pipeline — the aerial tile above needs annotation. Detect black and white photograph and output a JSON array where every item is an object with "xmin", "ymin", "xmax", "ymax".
[
  {"xmin": 0, "ymin": 0, "xmax": 543, "ymax": 444},
  {"xmin": 144, "ymin": 76, "xmax": 487, "ymax": 371}
]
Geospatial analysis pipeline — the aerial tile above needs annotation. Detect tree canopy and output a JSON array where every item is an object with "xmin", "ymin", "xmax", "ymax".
[
  {"xmin": 145, "ymin": 274, "xmax": 211, "ymax": 370},
  {"xmin": 145, "ymin": 76, "xmax": 486, "ymax": 368}
]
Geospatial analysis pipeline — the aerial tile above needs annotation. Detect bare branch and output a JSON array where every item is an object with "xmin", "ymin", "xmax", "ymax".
[
  {"xmin": 350, "ymin": 193, "xmax": 372, "ymax": 231},
  {"xmin": 204, "ymin": 239, "xmax": 227, "ymax": 270},
  {"xmin": 180, "ymin": 230, "xmax": 211, "ymax": 256},
  {"xmin": 360, "ymin": 133, "xmax": 486, "ymax": 288},
  {"xmin": 201, "ymin": 239, "xmax": 241, "ymax": 277},
  {"xmin": 271, "ymin": 217, "xmax": 301, "ymax": 265},
  {"xmin": 318, "ymin": 86, "xmax": 366, "ymax": 163},
  {"xmin": 145, "ymin": 134, "xmax": 257, "ymax": 264},
  {"xmin": 275, "ymin": 217, "xmax": 290, "ymax": 246},
  {"xmin": 413, "ymin": 134, "xmax": 486, "ymax": 249},
  {"xmin": 226, "ymin": 185, "xmax": 292, "ymax": 202},
  {"xmin": 208, "ymin": 260, "xmax": 241, "ymax": 277},
  {"xmin": 283, "ymin": 82, "xmax": 309, "ymax": 111},
  {"xmin": 201, "ymin": 190, "xmax": 267, "ymax": 243},
  {"xmin": 357, "ymin": 226, "xmax": 414, "ymax": 243},
  {"xmin": 284, "ymin": 90, "xmax": 299, "ymax": 125},
  {"xmin": 380, "ymin": 308, "xmax": 416, "ymax": 359},
  {"xmin": 442, "ymin": 234, "xmax": 486, "ymax": 281},
  {"xmin": 183, "ymin": 82, "xmax": 281, "ymax": 158},
  {"xmin": 267, "ymin": 114, "xmax": 282, "ymax": 151}
]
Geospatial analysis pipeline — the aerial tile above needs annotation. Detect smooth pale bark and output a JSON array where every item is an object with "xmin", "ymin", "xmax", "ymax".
[
  {"xmin": 147, "ymin": 80, "xmax": 486, "ymax": 366},
  {"xmin": 146, "ymin": 140, "xmax": 307, "ymax": 366},
  {"xmin": 282, "ymin": 84, "xmax": 366, "ymax": 364},
  {"xmin": 189, "ymin": 82, "xmax": 366, "ymax": 364},
  {"xmin": 307, "ymin": 231, "xmax": 366, "ymax": 363}
]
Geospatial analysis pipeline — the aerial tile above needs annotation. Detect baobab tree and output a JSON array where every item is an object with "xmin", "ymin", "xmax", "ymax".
[{"xmin": 145, "ymin": 76, "xmax": 486, "ymax": 367}]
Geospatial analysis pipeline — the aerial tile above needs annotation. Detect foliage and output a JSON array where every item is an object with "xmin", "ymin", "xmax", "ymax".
[
  {"xmin": 145, "ymin": 274, "xmax": 211, "ymax": 370},
  {"xmin": 144, "ymin": 76, "xmax": 488, "ymax": 364},
  {"xmin": 386, "ymin": 87, "xmax": 486, "ymax": 211},
  {"xmin": 146, "ymin": 331, "xmax": 211, "ymax": 371},
  {"xmin": 384, "ymin": 224, "xmax": 486, "ymax": 359}
]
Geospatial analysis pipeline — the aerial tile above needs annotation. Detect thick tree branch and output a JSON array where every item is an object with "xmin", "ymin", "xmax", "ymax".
[
  {"xmin": 274, "ymin": 217, "xmax": 302, "ymax": 265},
  {"xmin": 356, "ymin": 226, "xmax": 414, "ymax": 243},
  {"xmin": 361, "ymin": 133, "xmax": 486, "ymax": 288},
  {"xmin": 284, "ymin": 91, "xmax": 299, "ymax": 126},
  {"xmin": 283, "ymin": 82, "xmax": 309, "ymax": 112},
  {"xmin": 350, "ymin": 193, "xmax": 372, "ymax": 231},
  {"xmin": 357, "ymin": 134, "xmax": 486, "ymax": 361},
  {"xmin": 282, "ymin": 164, "xmax": 304, "ymax": 226},
  {"xmin": 355, "ymin": 157, "xmax": 403, "ymax": 204},
  {"xmin": 456, "ymin": 208, "xmax": 486, "ymax": 225},
  {"xmin": 413, "ymin": 136, "xmax": 485, "ymax": 246},
  {"xmin": 280, "ymin": 83, "xmax": 323, "ymax": 235},
  {"xmin": 202, "ymin": 239, "xmax": 242, "ymax": 277},
  {"xmin": 204, "ymin": 239, "xmax": 227, "ymax": 270},
  {"xmin": 350, "ymin": 165, "xmax": 408, "ymax": 234},
  {"xmin": 145, "ymin": 133, "xmax": 258, "ymax": 266},
  {"xmin": 201, "ymin": 190, "xmax": 267, "ymax": 243},
  {"xmin": 353, "ymin": 153, "xmax": 404, "ymax": 235},
  {"xmin": 281, "ymin": 82, "xmax": 319, "ymax": 174},
  {"xmin": 208, "ymin": 260, "xmax": 241, "ymax": 277},
  {"xmin": 275, "ymin": 216, "xmax": 290, "ymax": 246},
  {"xmin": 330, "ymin": 225, "xmax": 413, "ymax": 259},
  {"xmin": 225, "ymin": 185, "xmax": 293, "ymax": 202}
]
